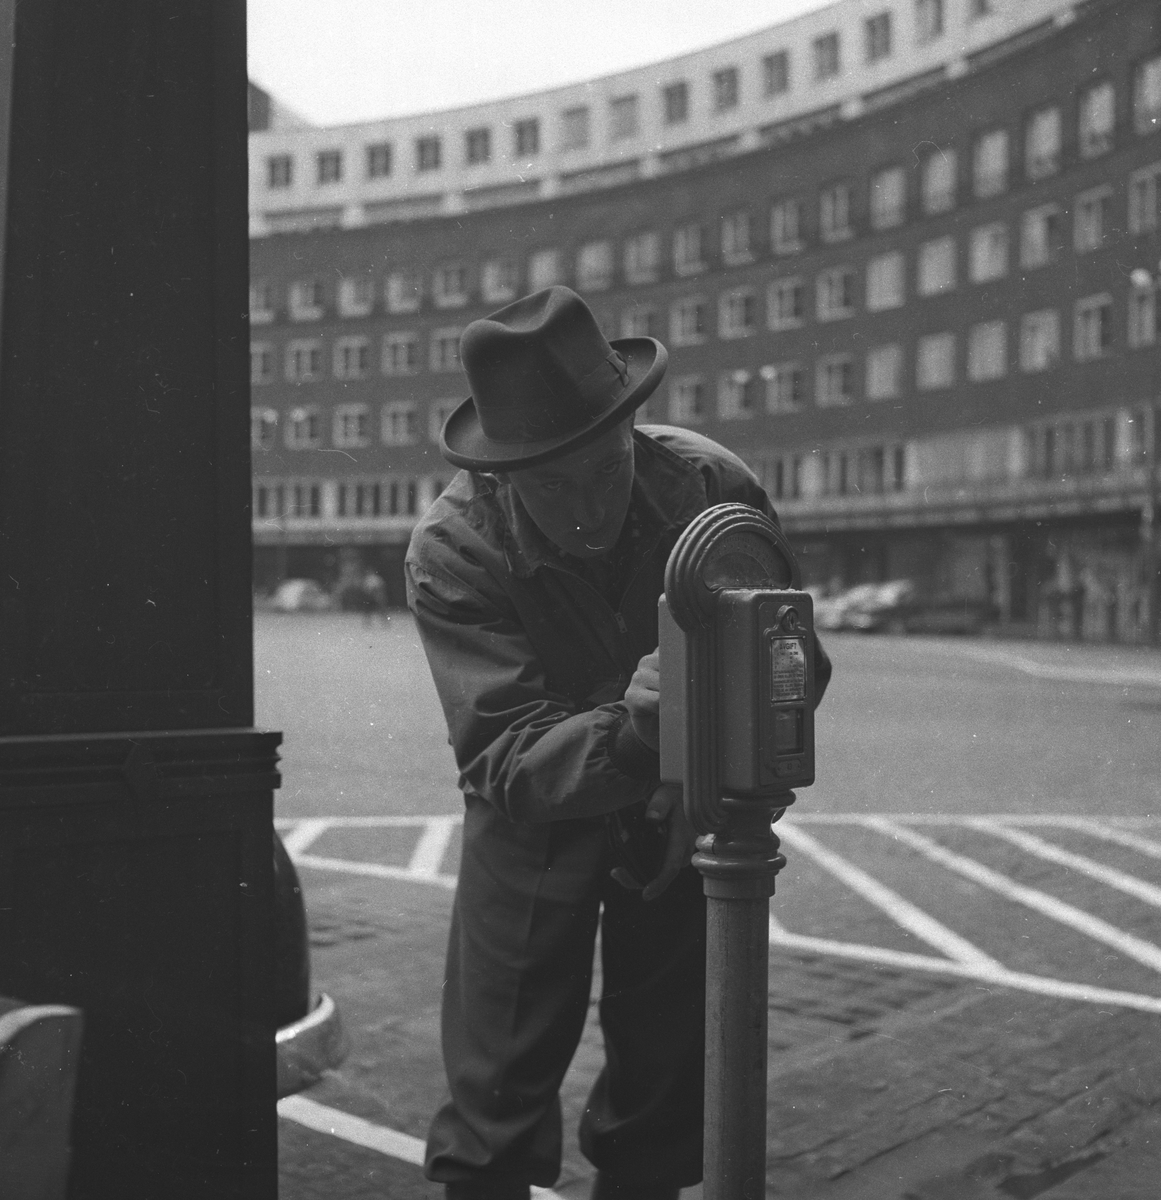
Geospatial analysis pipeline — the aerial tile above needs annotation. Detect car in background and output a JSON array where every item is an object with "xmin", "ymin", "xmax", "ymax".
[
  {"xmin": 269, "ymin": 578, "xmax": 332, "ymax": 613},
  {"xmin": 814, "ymin": 579, "xmax": 997, "ymax": 635}
]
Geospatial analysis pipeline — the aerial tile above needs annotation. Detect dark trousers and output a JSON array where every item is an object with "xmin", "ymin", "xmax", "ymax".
[{"xmin": 424, "ymin": 796, "xmax": 706, "ymax": 1192}]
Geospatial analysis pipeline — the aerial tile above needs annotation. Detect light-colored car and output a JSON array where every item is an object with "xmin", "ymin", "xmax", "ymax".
[{"xmin": 270, "ymin": 578, "xmax": 332, "ymax": 612}]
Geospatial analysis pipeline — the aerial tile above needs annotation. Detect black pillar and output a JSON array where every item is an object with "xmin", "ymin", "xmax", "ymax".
[{"xmin": 0, "ymin": 2, "xmax": 277, "ymax": 1196}]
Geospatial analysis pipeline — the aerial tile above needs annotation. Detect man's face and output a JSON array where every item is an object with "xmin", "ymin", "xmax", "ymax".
[{"xmin": 506, "ymin": 421, "xmax": 635, "ymax": 559}]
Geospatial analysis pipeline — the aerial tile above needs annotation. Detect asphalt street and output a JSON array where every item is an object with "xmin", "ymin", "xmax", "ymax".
[{"xmin": 259, "ymin": 614, "xmax": 1161, "ymax": 1198}]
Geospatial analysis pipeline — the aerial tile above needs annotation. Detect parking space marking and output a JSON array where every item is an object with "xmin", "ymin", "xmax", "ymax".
[
  {"xmin": 280, "ymin": 818, "xmax": 331, "ymax": 857},
  {"xmin": 407, "ymin": 816, "xmax": 458, "ymax": 878},
  {"xmin": 278, "ymin": 1094, "xmax": 566, "ymax": 1198}
]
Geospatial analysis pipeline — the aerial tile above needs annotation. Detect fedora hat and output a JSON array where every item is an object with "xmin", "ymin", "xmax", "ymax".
[{"xmin": 440, "ymin": 286, "xmax": 667, "ymax": 471}]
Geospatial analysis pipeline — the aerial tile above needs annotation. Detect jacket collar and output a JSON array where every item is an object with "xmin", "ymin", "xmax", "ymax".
[{"xmin": 494, "ymin": 428, "xmax": 708, "ymax": 580}]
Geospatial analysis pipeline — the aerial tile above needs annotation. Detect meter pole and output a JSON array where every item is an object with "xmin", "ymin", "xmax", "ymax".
[{"xmin": 694, "ymin": 794, "xmax": 791, "ymax": 1200}]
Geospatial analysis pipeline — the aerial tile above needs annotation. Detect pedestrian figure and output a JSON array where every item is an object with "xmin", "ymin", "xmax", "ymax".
[
  {"xmin": 406, "ymin": 287, "xmax": 831, "ymax": 1200},
  {"xmin": 360, "ymin": 568, "xmax": 388, "ymax": 625}
]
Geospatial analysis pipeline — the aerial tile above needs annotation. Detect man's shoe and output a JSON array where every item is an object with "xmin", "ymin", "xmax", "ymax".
[{"xmin": 589, "ymin": 1172, "xmax": 680, "ymax": 1200}]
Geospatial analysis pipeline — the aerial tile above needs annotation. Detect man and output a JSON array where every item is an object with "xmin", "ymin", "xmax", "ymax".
[{"xmin": 407, "ymin": 286, "xmax": 830, "ymax": 1200}]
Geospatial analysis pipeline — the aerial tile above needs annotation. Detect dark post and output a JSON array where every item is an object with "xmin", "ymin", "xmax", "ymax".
[
  {"xmin": 0, "ymin": 3, "xmax": 278, "ymax": 1197},
  {"xmin": 659, "ymin": 505, "xmax": 816, "ymax": 1200}
]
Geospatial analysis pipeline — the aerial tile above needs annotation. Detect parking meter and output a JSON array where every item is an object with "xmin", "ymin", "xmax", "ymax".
[
  {"xmin": 657, "ymin": 503, "xmax": 817, "ymax": 1200},
  {"xmin": 658, "ymin": 503, "xmax": 815, "ymax": 833}
]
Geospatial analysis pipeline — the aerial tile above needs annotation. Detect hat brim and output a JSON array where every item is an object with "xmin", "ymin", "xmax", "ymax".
[{"xmin": 439, "ymin": 337, "xmax": 667, "ymax": 472}]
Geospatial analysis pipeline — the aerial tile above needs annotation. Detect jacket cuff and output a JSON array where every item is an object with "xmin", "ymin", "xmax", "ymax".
[{"xmin": 608, "ymin": 710, "xmax": 661, "ymax": 781}]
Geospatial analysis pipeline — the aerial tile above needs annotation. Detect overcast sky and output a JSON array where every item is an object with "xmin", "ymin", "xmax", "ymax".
[{"xmin": 247, "ymin": 0, "xmax": 837, "ymax": 125}]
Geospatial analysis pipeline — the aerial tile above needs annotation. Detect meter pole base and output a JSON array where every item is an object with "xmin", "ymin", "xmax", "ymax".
[{"xmin": 693, "ymin": 793, "xmax": 792, "ymax": 1200}]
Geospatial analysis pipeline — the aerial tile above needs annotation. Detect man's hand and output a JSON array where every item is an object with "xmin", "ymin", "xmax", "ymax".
[
  {"xmin": 624, "ymin": 649, "xmax": 660, "ymax": 751},
  {"xmin": 610, "ymin": 782, "xmax": 696, "ymax": 901}
]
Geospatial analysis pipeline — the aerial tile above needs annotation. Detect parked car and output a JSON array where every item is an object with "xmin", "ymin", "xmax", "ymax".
[
  {"xmin": 814, "ymin": 579, "xmax": 997, "ymax": 635},
  {"xmin": 270, "ymin": 578, "xmax": 332, "ymax": 612}
]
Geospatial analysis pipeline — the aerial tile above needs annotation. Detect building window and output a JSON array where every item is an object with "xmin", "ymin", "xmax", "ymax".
[
  {"xmin": 386, "ymin": 270, "xmax": 422, "ymax": 314},
  {"xmin": 624, "ymin": 231, "xmax": 660, "ymax": 285},
  {"xmin": 967, "ymin": 320, "xmax": 1007, "ymax": 381},
  {"xmin": 253, "ymin": 483, "xmax": 284, "ymax": 519},
  {"xmin": 969, "ymin": 223, "xmax": 1008, "ymax": 283},
  {"xmin": 865, "ymin": 12, "xmax": 892, "ymax": 63},
  {"xmin": 916, "ymin": 332, "xmax": 955, "ymax": 390},
  {"xmin": 382, "ymin": 402, "xmax": 419, "ymax": 446},
  {"xmin": 920, "ymin": 148, "xmax": 956, "ymax": 214},
  {"xmin": 514, "ymin": 118, "xmax": 540, "ymax": 157},
  {"xmin": 251, "ymin": 407, "xmax": 277, "ymax": 450},
  {"xmin": 317, "ymin": 150, "xmax": 342, "ymax": 184},
  {"xmin": 869, "ymin": 166, "xmax": 905, "ymax": 230},
  {"xmin": 528, "ymin": 248, "xmax": 562, "ymax": 291},
  {"xmin": 673, "ymin": 223, "xmax": 705, "ymax": 275},
  {"xmin": 286, "ymin": 406, "xmax": 321, "ymax": 448},
  {"xmin": 865, "ymin": 251, "xmax": 904, "ymax": 311},
  {"xmin": 721, "ymin": 210, "xmax": 752, "ymax": 264},
  {"xmin": 816, "ymin": 355, "xmax": 854, "ymax": 406},
  {"xmin": 415, "ymin": 136, "xmax": 441, "ymax": 171},
  {"xmin": 1019, "ymin": 310, "xmax": 1060, "ymax": 372},
  {"xmin": 917, "ymin": 237, "xmax": 956, "ymax": 295},
  {"xmin": 338, "ymin": 277, "xmax": 375, "ymax": 317},
  {"xmin": 288, "ymin": 483, "xmax": 321, "ymax": 518},
  {"xmin": 577, "ymin": 241, "xmax": 613, "ymax": 292},
  {"xmin": 334, "ymin": 336, "xmax": 370, "ymax": 380},
  {"xmin": 560, "ymin": 106, "xmax": 590, "ymax": 151},
  {"xmin": 1024, "ymin": 106, "xmax": 1061, "ymax": 179},
  {"xmin": 669, "ymin": 297, "xmax": 707, "ymax": 346},
  {"xmin": 866, "ymin": 344, "xmax": 902, "ymax": 400},
  {"xmin": 336, "ymin": 481, "xmax": 383, "ymax": 519},
  {"xmin": 973, "ymin": 129, "xmax": 1008, "ymax": 198},
  {"xmin": 285, "ymin": 339, "xmax": 322, "ymax": 382},
  {"xmin": 718, "ymin": 370, "xmax": 760, "ymax": 419},
  {"xmin": 663, "ymin": 81, "xmax": 689, "ymax": 125},
  {"xmin": 762, "ymin": 363, "xmax": 806, "ymax": 413},
  {"xmin": 250, "ymin": 343, "xmax": 274, "ymax": 385},
  {"xmin": 610, "ymin": 95, "xmax": 639, "ymax": 139},
  {"xmin": 1078, "ymin": 82, "xmax": 1115, "ymax": 158},
  {"xmin": 712, "ymin": 67, "xmax": 739, "ymax": 112},
  {"xmin": 770, "ymin": 199, "xmax": 803, "ymax": 253},
  {"xmin": 366, "ymin": 142, "xmax": 392, "ymax": 178},
  {"xmin": 1128, "ymin": 280, "xmax": 1158, "ymax": 348},
  {"xmin": 433, "ymin": 263, "xmax": 469, "ymax": 308},
  {"xmin": 267, "ymin": 154, "xmax": 292, "ymax": 189},
  {"xmin": 620, "ymin": 304, "xmax": 658, "ymax": 339},
  {"xmin": 915, "ymin": 0, "xmax": 944, "ymax": 44},
  {"xmin": 768, "ymin": 277, "xmax": 805, "ymax": 329},
  {"xmin": 819, "ymin": 182, "xmax": 852, "ymax": 241},
  {"xmin": 813, "ymin": 32, "xmax": 840, "ymax": 81},
  {"xmin": 1074, "ymin": 186, "xmax": 1112, "ymax": 253},
  {"xmin": 333, "ymin": 404, "xmax": 370, "ymax": 448},
  {"xmin": 250, "ymin": 282, "xmax": 275, "ymax": 324},
  {"xmin": 429, "ymin": 399, "xmax": 460, "ymax": 444},
  {"xmin": 817, "ymin": 266, "xmax": 856, "ymax": 319},
  {"xmin": 1074, "ymin": 295, "xmax": 1113, "ymax": 361},
  {"xmin": 382, "ymin": 332, "xmax": 420, "ymax": 376},
  {"xmin": 719, "ymin": 290, "xmax": 756, "ymax": 338},
  {"xmin": 1134, "ymin": 54, "xmax": 1161, "ymax": 136},
  {"xmin": 1019, "ymin": 204, "xmax": 1062, "ymax": 268},
  {"xmin": 289, "ymin": 279, "xmax": 325, "ymax": 321},
  {"xmin": 1128, "ymin": 162, "xmax": 1161, "ymax": 233},
  {"xmin": 763, "ymin": 51, "xmax": 790, "ymax": 96},
  {"xmin": 430, "ymin": 329, "xmax": 462, "ymax": 373},
  {"xmin": 482, "ymin": 259, "xmax": 518, "ymax": 303},
  {"xmin": 465, "ymin": 127, "xmax": 491, "ymax": 165},
  {"xmin": 669, "ymin": 376, "xmax": 706, "ymax": 424}
]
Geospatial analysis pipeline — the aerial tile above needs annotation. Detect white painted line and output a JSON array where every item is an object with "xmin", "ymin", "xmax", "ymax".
[
  {"xmin": 945, "ymin": 643, "xmax": 1161, "ymax": 690},
  {"xmin": 776, "ymin": 824, "xmax": 1001, "ymax": 969},
  {"xmin": 783, "ymin": 813, "xmax": 1161, "ymax": 827},
  {"xmin": 278, "ymin": 814, "xmax": 464, "ymax": 829},
  {"xmin": 1025, "ymin": 817, "xmax": 1161, "ymax": 860},
  {"xmin": 407, "ymin": 817, "xmax": 458, "ymax": 879},
  {"xmin": 281, "ymin": 818, "xmax": 332, "ymax": 857},
  {"xmin": 968, "ymin": 819, "xmax": 1161, "ymax": 909},
  {"xmin": 293, "ymin": 853, "xmax": 457, "ymax": 890},
  {"xmin": 768, "ymin": 917, "xmax": 1161, "ymax": 1014},
  {"xmin": 866, "ymin": 818, "xmax": 1161, "ymax": 976},
  {"xmin": 277, "ymin": 1094, "xmax": 566, "ymax": 1198}
]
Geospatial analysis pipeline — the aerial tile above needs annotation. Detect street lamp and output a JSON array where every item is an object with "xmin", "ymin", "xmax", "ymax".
[{"xmin": 1129, "ymin": 262, "xmax": 1161, "ymax": 645}]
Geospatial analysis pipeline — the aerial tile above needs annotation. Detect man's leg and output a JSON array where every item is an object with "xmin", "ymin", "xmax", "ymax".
[
  {"xmin": 426, "ymin": 805, "xmax": 606, "ymax": 1196},
  {"xmin": 578, "ymin": 863, "xmax": 707, "ymax": 1192}
]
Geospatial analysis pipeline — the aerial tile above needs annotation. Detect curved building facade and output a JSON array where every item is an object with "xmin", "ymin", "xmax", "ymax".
[{"xmin": 249, "ymin": 0, "xmax": 1161, "ymax": 640}]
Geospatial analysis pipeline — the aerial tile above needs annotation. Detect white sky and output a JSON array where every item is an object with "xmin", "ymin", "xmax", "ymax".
[{"xmin": 247, "ymin": 0, "xmax": 837, "ymax": 125}]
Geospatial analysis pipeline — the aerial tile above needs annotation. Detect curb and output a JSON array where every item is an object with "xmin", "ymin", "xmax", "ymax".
[{"xmin": 277, "ymin": 992, "xmax": 350, "ymax": 1100}]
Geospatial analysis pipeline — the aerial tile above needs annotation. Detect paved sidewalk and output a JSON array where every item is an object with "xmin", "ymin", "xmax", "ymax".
[{"xmin": 278, "ymin": 869, "xmax": 1161, "ymax": 1199}]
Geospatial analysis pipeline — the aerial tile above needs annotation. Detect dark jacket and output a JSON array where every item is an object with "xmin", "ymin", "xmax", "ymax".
[{"xmin": 406, "ymin": 425, "xmax": 830, "ymax": 825}]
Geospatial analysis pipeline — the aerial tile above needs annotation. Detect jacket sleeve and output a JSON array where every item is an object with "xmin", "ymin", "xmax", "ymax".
[{"xmin": 406, "ymin": 552, "xmax": 656, "ymax": 824}]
